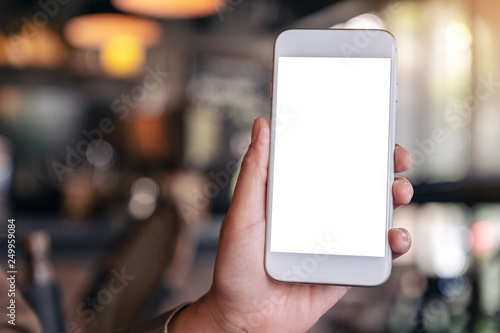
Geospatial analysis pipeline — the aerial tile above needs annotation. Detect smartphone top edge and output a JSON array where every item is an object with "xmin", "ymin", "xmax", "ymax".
[
  {"xmin": 274, "ymin": 28, "xmax": 397, "ymax": 50},
  {"xmin": 274, "ymin": 28, "xmax": 395, "ymax": 36}
]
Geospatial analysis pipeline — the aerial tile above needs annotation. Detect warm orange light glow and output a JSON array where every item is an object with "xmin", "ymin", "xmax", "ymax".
[
  {"xmin": 4, "ymin": 27, "xmax": 67, "ymax": 68},
  {"xmin": 64, "ymin": 13, "xmax": 162, "ymax": 49},
  {"xmin": 112, "ymin": 0, "xmax": 227, "ymax": 19},
  {"xmin": 100, "ymin": 34, "xmax": 145, "ymax": 78},
  {"xmin": 0, "ymin": 34, "xmax": 8, "ymax": 65}
]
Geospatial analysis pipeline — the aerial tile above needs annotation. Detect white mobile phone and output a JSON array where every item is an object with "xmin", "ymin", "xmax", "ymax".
[{"xmin": 265, "ymin": 29, "xmax": 397, "ymax": 286}]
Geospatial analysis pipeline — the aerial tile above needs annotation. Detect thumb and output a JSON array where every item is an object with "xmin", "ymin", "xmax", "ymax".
[{"xmin": 226, "ymin": 118, "xmax": 270, "ymax": 225}]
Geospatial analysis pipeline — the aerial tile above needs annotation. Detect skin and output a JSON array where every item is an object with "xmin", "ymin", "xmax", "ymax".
[{"xmin": 169, "ymin": 118, "xmax": 414, "ymax": 333}]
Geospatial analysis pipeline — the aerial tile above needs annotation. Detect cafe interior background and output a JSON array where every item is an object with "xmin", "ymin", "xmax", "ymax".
[{"xmin": 0, "ymin": 0, "xmax": 499, "ymax": 332}]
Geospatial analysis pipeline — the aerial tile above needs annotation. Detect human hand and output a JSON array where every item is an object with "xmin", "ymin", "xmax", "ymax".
[{"xmin": 169, "ymin": 118, "xmax": 413, "ymax": 333}]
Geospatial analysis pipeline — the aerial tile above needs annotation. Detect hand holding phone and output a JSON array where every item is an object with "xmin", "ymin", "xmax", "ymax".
[
  {"xmin": 169, "ymin": 118, "xmax": 413, "ymax": 333},
  {"xmin": 266, "ymin": 29, "xmax": 399, "ymax": 286}
]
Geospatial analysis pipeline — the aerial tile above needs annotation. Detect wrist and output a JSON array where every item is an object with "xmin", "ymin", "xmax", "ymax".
[{"xmin": 168, "ymin": 292, "xmax": 236, "ymax": 333}]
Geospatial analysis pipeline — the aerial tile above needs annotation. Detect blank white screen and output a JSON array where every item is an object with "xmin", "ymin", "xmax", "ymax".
[{"xmin": 270, "ymin": 57, "xmax": 391, "ymax": 257}]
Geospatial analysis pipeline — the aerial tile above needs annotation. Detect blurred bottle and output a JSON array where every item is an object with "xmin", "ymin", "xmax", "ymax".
[{"xmin": 23, "ymin": 231, "xmax": 65, "ymax": 333}]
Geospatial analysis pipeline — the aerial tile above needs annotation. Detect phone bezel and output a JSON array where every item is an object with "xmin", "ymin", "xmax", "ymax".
[{"xmin": 265, "ymin": 29, "xmax": 398, "ymax": 287}]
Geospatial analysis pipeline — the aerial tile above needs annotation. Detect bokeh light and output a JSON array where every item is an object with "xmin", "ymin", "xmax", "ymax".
[
  {"xmin": 112, "ymin": 0, "xmax": 228, "ymax": 19},
  {"xmin": 128, "ymin": 177, "xmax": 160, "ymax": 220},
  {"xmin": 100, "ymin": 34, "xmax": 145, "ymax": 78},
  {"xmin": 446, "ymin": 22, "xmax": 472, "ymax": 52},
  {"xmin": 471, "ymin": 220, "xmax": 497, "ymax": 257}
]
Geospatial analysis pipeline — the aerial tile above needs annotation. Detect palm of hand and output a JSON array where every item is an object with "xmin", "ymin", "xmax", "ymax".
[{"xmin": 212, "ymin": 207, "xmax": 349, "ymax": 333}]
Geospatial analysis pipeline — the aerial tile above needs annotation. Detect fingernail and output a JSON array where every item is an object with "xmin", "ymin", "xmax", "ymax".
[
  {"xmin": 251, "ymin": 118, "xmax": 259, "ymax": 144},
  {"xmin": 395, "ymin": 179, "xmax": 413, "ymax": 198},
  {"xmin": 394, "ymin": 179, "xmax": 405, "ymax": 186},
  {"xmin": 406, "ymin": 181, "xmax": 414, "ymax": 198}
]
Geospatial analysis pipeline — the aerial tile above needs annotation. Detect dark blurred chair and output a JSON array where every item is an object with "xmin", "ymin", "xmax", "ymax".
[{"xmin": 75, "ymin": 201, "xmax": 182, "ymax": 333}]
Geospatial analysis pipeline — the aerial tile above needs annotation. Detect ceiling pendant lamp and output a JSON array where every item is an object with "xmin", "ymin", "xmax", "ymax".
[
  {"xmin": 111, "ymin": 0, "xmax": 228, "ymax": 19},
  {"xmin": 64, "ymin": 14, "xmax": 162, "ymax": 77},
  {"xmin": 64, "ymin": 13, "xmax": 162, "ymax": 49}
]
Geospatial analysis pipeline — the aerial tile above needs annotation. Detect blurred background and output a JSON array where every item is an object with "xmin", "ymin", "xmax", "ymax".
[{"xmin": 0, "ymin": 0, "xmax": 499, "ymax": 332}]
